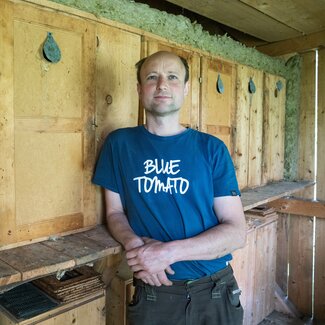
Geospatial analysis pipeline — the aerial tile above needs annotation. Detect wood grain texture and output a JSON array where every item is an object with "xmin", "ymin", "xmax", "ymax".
[
  {"xmin": 317, "ymin": 49, "xmax": 325, "ymax": 201},
  {"xmin": 314, "ymin": 217, "xmax": 325, "ymax": 320},
  {"xmin": 262, "ymin": 73, "xmax": 286, "ymax": 184},
  {"xmin": 288, "ymin": 215, "xmax": 313, "ymax": 316}
]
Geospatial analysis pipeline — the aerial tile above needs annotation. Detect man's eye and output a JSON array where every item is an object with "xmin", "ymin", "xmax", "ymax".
[
  {"xmin": 147, "ymin": 75, "xmax": 157, "ymax": 80},
  {"xmin": 168, "ymin": 75, "xmax": 178, "ymax": 80}
]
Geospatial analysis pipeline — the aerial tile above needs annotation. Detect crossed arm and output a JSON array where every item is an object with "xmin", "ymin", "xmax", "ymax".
[{"xmin": 105, "ymin": 189, "xmax": 247, "ymax": 286}]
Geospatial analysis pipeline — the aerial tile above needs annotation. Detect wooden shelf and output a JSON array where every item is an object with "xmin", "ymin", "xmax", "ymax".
[
  {"xmin": 0, "ymin": 180, "xmax": 314, "ymax": 290},
  {"xmin": 241, "ymin": 180, "xmax": 314, "ymax": 211},
  {"xmin": 0, "ymin": 225, "xmax": 121, "ymax": 289}
]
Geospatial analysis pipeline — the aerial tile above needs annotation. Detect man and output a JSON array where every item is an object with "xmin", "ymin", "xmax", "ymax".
[{"xmin": 93, "ymin": 51, "xmax": 246, "ymax": 325}]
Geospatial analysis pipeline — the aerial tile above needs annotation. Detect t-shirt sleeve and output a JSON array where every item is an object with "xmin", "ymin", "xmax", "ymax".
[
  {"xmin": 212, "ymin": 142, "xmax": 240, "ymax": 197},
  {"xmin": 92, "ymin": 136, "xmax": 119, "ymax": 193}
]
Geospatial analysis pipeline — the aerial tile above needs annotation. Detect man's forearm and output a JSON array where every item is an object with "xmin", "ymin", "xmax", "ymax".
[
  {"xmin": 106, "ymin": 212, "xmax": 144, "ymax": 250},
  {"xmin": 166, "ymin": 222, "xmax": 246, "ymax": 264}
]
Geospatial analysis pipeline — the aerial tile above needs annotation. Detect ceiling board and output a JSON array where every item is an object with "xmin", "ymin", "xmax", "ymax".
[
  {"xmin": 165, "ymin": 0, "xmax": 325, "ymax": 42},
  {"xmin": 240, "ymin": 0, "xmax": 325, "ymax": 34},
  {"xmin": 166, "ymin": 0, "xmax": 301, "ymax": 41}
]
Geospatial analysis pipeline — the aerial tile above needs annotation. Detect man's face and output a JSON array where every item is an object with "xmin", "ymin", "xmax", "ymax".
[{"xmin": 137, "ymin": 52, "xmax": 189, "ymax": 117}]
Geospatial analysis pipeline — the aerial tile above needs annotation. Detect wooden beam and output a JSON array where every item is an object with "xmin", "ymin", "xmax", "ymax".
[
  {"xmin": 256, "ymin": 30, "xmax": 325, "ymax": 56},
  {"xmin": 268, "ymin": 198, "xmax": 325, "ymax": 218}
]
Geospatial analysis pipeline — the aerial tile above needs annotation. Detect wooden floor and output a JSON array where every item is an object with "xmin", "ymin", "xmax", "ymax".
[{"xmin": 259, "ymin": 311, "xmax": 323, "ymax": 325}]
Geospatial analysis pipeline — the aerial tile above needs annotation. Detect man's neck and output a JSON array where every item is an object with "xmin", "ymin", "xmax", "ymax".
[{"xmin": 145, "ymin": 114, "xmax": 185, "ymax": 136}]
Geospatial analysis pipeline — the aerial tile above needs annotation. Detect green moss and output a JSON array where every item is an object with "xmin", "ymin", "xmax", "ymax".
[{"xmin": 50, "ymin": 0, "xmax": 300, "ymax": 179}]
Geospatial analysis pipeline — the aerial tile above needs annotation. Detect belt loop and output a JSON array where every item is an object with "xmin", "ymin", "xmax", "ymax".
[
  {"xmin": 211, "ymin": 280, "xmax": 224, "ymax": 299},
  {"xmin": 144, "ymin": 284, "xmax": 157, "ymax": 302}
]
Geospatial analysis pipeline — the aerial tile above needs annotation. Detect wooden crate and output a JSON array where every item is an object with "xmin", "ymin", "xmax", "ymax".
[
  {"xmin": 0, "ymin": 290, "xmax": 105, "ymax": 325},
  {"xmin": 232, "ymin": 213, "xmax": 277, "ymax": 325}
]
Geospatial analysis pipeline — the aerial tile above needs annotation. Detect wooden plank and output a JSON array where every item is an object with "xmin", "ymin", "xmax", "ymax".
[
  {"xmin": 231, "ymin": 228, "xmax": 256, "ymax": 325},
  {"xmin": 42, "ymin": 228, "xmax": 121, "ymax": 265},
  {"xmin": 200, "ymin": 56, "xmax": 235, "ymax": 152},
  {"xmin": 287, "ymin": 215, "xmax": 313, "ymax": 316},
  {"xmin": 0, "ymin": 261, "xmax": 21, "ymax": 287},
  {"xmin": 262, "ymin": 73, "xmax": 286, "ymax": 184},
  {"xmin": 240, "ymin": 180, "xmax": 314, "ymax": 211},
  {"xmin": 0, "ymin": 243, "xmax": 75, "ymax": 282},
  {"xmin": 234, "ymin": 65, "xmax": 263, "ymax": 189},
  {"xmin": 252, "ymin": 220, "xmax": 277, "ymax": 324},
  {"xmin": 0, "ymin": 0, "xmax": 16, "ymax": 247},
  {"xmin": 276, "ymin": 213, "xmax": 289, "ymax": 294},
  {"xmin": 79, "ymin": 225, "xmax": 122, "ymax": 253},
  {"xmin": 241, "ymin": 0, "xmax": 325, "ymax": 35},
  {"xmin": 297, "ymin": 52, "xmax": 316, "ymax": 199},
  {"xmin": 314, "ymin": 217, "xmax": 325, "ymax": 320},
  {"xmin": 317, "ymin": 49, "xmax": 325, "ymax": 201},
  {"xmin": 166, "ymin": 0, "xmax": 301, "ymax": 41},
  {"xmin": 257, "ymin": 30, "xmax": 325, "ymax": 56},
  {"xmin": 268, "ymin": 198, "xmax": 325, "ymax": 218}
]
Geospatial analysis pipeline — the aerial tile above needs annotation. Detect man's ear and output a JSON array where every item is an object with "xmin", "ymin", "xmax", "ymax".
[
  {"xmin": 137, "ymin": 83, "xmax": 141, "ymax": 96},
  {"xmin": 184, "ymin": 81, "xmax": 189, "ymax": 96}
]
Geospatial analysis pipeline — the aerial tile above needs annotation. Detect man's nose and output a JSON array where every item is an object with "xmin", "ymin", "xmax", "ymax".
[{"xmin": 157, "ymin": 76, "xmax": 168, "ymax": 90}]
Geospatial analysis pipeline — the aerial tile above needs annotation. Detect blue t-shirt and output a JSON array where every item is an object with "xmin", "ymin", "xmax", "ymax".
[{"xmin": 93, "ymin": 126, "xmax": 240, "ymax": 280}]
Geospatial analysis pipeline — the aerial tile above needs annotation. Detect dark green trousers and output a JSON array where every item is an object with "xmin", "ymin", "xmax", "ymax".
[{"xmin": 128, "ymin": 265, "xmax": 243, "ymax": 325}]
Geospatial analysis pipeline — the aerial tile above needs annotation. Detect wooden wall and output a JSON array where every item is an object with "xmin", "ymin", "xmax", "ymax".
[{"xmin": 275, "ymin": 49, "xmax": 325, "ymax": 321}]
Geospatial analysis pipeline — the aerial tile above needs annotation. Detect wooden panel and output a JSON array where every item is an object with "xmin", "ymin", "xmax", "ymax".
[
  {"xmin": 262, "ymin": 73, "xmax": 286, "ymax": 184},
  {"xmin": 314, "ymin": 217, "xmax": 325, "ymax": 320},
  {"xmin": 234, "ymin": 65, "xmax": 263, "ymax": 189},
  {"xmin": 0, "ymin": 2, "xmax": 97, "ymax": 247},
  {"xmin": 276, "ymin": 213, "xmax": 289, "ymax": 294},
  {"xmin": 0, "ymin": 0, "xmax": 16, "ymax": 246},
  {"xmin": 297, "ymin": 52, "xmax": 316, "ymax": 199},
  {"xmin": 95, "ymin": 25, "xmax": 141, "ymax": 222},
  {"xmin": 13, "ymin": 19, "xmax": 82, "ymax": 118},
  {"xmin": 252, "ymin": 220, "xmax": 277, "ymax": 324},
  {"xmin": 200, "ymin": 57, "xmax": 235, "ymax": 152},
  {"xmin": 287, "ymin": 215, "xmax": 313, "ymax": 316},
  {"xmin": 96, "ymin": 25, "xmax": 141, "ymax": 148},
  {"xmin": 231, "ymin": 228, "xmax": 256, "ymax": 325},
  {"xmin": 15, "ymin": 131, "xmax": 82, "ymax": 224},
  {"xmin": 146, "ymin": 39, "xmax": 200, "ymax": 129},
  {"xmin": 317, "ymin": 49, "xmax": 325, "ymax": 201}
]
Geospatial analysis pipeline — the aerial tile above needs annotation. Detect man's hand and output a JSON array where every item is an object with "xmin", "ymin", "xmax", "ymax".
[{"xmin": 126, "ymin": 237, "xmax": 175, "ymax": 286}]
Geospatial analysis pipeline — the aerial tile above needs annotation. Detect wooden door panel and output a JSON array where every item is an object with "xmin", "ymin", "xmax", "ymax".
[
  {"xmin": 262, "ymin": 74, "xmax": 286, "ymax": 184},
  {"xmin": 0, "ymin": 2, "xmax": 96, "ymax": 247},
  {"xmin": 200, "ymin": 57, "xmax": 235, "ymax": 152},
  {"xmin": 235, "ymin": 65, "xmax": 263, "ymax": 189}
]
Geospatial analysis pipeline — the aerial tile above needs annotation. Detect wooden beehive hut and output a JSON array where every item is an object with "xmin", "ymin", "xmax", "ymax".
[{"xmin": 0, "ymin": 0, "xmax": 324, "ymax": 324}]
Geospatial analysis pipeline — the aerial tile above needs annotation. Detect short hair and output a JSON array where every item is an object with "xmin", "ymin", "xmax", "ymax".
[{"xmin": 135, "ymin": 54, "xmax": 189, "ymax": 84}]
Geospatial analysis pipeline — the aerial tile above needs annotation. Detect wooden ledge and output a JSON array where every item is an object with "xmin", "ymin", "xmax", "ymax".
[
  {"xmin": 0, "ymin": 225, "xmax": 121, "ymax": 289},
  {"xmin": 241, "ymin": 180, "xmax": 314, "ymax": 211}
]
